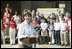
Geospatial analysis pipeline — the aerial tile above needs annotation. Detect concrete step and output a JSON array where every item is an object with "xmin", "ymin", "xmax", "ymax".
[{"xmin": 1, "ymin": 44, "xmax": 71, "ymax": 48}]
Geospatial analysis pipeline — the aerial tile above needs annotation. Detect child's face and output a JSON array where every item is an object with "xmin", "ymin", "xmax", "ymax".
[
  {"xmin": 41, "ymin": 14, "xmax": 44, "ymax": 17},
  {"xmin": 56, "ymin": 19, "xmax": 59, "ymax": 22},
  {"xmin": 66, "ymin": 12, "xmax": 69, "ymax": 17},
  {"xmin": 52, "ymin": 14, "xmax": 55, "ymax": 18},
  {"xmin": 52, "ymin": 14, "xmax": 55, "ymax": 16},
  {"xmin": 32, "ymin": 10, "xmax": 35, "ymax": 14},
  {"xmin": 50, "ymin": 19, "xmax": 52, "ymax": 23},
  {"xmin": 62, "ymin": 20, "xmax": 65, "ymax": 23},
  {"xmin": 42, "ymin": 20, "xmax": 45, "ymax": 23},
  {"xmin": 34, "ymin": 18, "xmax": 36, "ymax": 21}
]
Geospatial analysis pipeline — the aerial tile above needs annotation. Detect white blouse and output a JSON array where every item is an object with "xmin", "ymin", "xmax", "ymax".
[
  {"xmin": 54, "ymin": 22, "xmax": 61, "ymax": 30},
  {"xmin": 17, "ymin": 20, "xmax": 36, "ymax": 39}
]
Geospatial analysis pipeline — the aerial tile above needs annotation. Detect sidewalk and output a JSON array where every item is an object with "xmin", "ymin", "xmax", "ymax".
[{"xmin": 1, "ymin": 44, "xmax": 71, "ymax": 48}]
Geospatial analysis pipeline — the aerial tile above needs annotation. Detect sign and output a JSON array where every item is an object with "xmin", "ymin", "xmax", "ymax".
[
  {"xmin": 37, "ymin": 8, "xmax": 64, "ymax": 18},
  {"xmin": 59, "ymin": 4, "xmax": 65, "ymax": 8}
]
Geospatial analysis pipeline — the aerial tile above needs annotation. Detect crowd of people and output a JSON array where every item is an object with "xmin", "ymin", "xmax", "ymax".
[{"xmin": 1, "ymin": 4, "xmax": 71, "ymax": 48}]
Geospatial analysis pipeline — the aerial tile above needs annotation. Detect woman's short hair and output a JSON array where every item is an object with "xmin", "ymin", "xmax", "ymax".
[{"xmin": 22, "ymin": 9, "xmax": 31, "ymax": 17}]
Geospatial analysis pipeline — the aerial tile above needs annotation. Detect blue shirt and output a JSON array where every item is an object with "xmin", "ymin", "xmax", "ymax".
[{"xmin": 48, "ymin": 23, "xmax": 54, "ymax": 29}]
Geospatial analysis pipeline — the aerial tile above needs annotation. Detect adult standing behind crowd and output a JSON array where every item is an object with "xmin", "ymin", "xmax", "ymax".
[
  {"xmin": 31, "ymin": 10, "xmax": 36, "ymax": 20},
  {"xmin": 13, "ymin": 10, "xmax": 21, "ymax": 38},
  {"xmin": 59, "ymin": 13, "xmax": 64, "ymax": 23},
  {"xmin": 56, "ymin": 9, "xmax": 62, "ymax": 18},
  {"xmin": 35, "ymin": 11, "xmax": 41, "ymax": 24},
  {"xmin": 51, "ymin": 13, "xmax": 56, "ymax": 23},
  {"xmin": 40, "ymin": 13, "xmax": 48, "ymax": 23}
]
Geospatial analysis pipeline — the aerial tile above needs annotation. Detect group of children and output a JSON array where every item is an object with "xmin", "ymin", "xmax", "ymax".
[{"xmin": 1, "ymin": 4, "xmax": 71, "ymax": 47}]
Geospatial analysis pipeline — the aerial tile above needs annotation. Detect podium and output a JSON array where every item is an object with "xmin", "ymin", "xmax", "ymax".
[
  {"xmin": 20, "ymin": 36, "xmax": 50, "ymax": 44},
  {"xmin": 20, "ymin": 37, "xmax": 36, "ymax": 44}
]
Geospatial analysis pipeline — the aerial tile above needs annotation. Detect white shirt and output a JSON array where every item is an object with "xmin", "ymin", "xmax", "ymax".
[
  {"xmin": 54, "ymin": 22, "xmax": 60, "ymax": 30},
  {"xmin": 68, "ymin": 21, "xmax": 71, "ymax": 30},
  {"xmin": 59, "ymin": 16, "xmax": 63, "ymax": 23},
  {"xmin": 68, "ymin": 21, "xmax": 71, "ymax": 27},
  {"xmin": 60, "ymin": 22, "xmax": 67, "ymax": 30},
  {"xmin": 40, "ymin": 22, "xmax": 48, "ymax": 36},
  {"xmin": 40, "ymin": 22, "xmax": 48, "ymax": 30},
  {"xmin": 17, "ymin": 20, "xmax": 36, "ymax": 39},
  {"xmin": 13, "ymin": 15, "xmax": 20, "ymax": 24},
  {"xmin": 17, "ymin": 23, "xmax": 21, "ymax": 30}
]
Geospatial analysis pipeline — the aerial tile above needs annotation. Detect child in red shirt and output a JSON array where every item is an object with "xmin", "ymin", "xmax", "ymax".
[
  {"xmin": 32, "ymin": 17, "xmax": 39, "ymax": 25},
  {"xmin": 8, "ymin": 17, "xmax": 16, "ymax": 45},
  {"xmin": 65, "ymin": 12, "xmax": 71, "ymax": 31},
  {"xmin": 65, "ymin": 18, "xmax": 71, "ymax": 31},
  {"xmin": 3, "ymin": 10, "xmax": 12, "ymax": 21},
  {"xmin": 1, "ymin": 19, "xmax": 5, "ymax": 44},
  {"xmin": 32, "ymin": 17, "xmax": 39, "ymax": 41},
  {"xmin": 4, "ymin": 4, "xmax": 12, "ymax": 13}
]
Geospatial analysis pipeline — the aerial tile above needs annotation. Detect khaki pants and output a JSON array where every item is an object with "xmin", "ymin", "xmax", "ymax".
[
  {"xmin": 9, "ymin": 27, "xmax": 16, "ymax": 44},
  {"xmin": 5, "ymin": 25, "xmax": 9, "ymax": 36},
  {"xmin": 41, "ymin": 30, "xmax": 48, "ymax": 36},
  {"xmin": 1, "ymin": 30, "xmax": 5, "ymax": 44},
  {"xmin": 18, "ymin": 38, "xmax": 22, "ymax": 44},
  {"xmin": 49, "ymin": 31, "xmax": 54, "ymax": 44},
  {"xmin": 60, "ymin": 30, "xmax": 68, "ymax": 45},
  {"xmin": 69, "ymin": 30, "xmax": 71, "ymax": 46}
]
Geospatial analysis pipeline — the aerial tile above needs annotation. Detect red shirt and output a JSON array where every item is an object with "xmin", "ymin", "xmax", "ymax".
[
  {"xmin": 3, "ymin": 17, "xmax": 10, "ymax": 25},
  {"xmin": 9, "ymin": 13, "xmax": 12, "ymax": 21},
  {"xmin": 32, "ymin": 21, "xmax": 39, "ymax": 25},
  {"xmin": 3, "ymin": 13, "xmax": 12, "ymax": 20},
  {"xmin": 8, "ymin": 8, "xmax": 12, "ymax": 12},
  {"xmin": 65, "ymin": 18, "xmax": 71, "ymax": 31},
  {"xmin": 8, "ymin": 21, "xmax": 16, "ymax": 28},
  {"xmin": 1, "ymin": 23, "xmax": 5, "ymax": 30}
]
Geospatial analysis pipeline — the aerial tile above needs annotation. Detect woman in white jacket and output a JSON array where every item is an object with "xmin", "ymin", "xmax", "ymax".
[{"xmin": 17, "ymin": 9, "xmax": 36, "ymax": 48}]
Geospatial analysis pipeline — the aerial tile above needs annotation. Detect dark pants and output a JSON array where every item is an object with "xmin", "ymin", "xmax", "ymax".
[
  {"xmin": 55, "ymin": 30, "xmax": 61, "ymax": 45},
  {"xmin": 38, "ymin": 36, "xmax": 43, "ymax": 44},
  {"xmin": 22, "ymin": 43, "xmax": 32, "ymax": 48}
]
